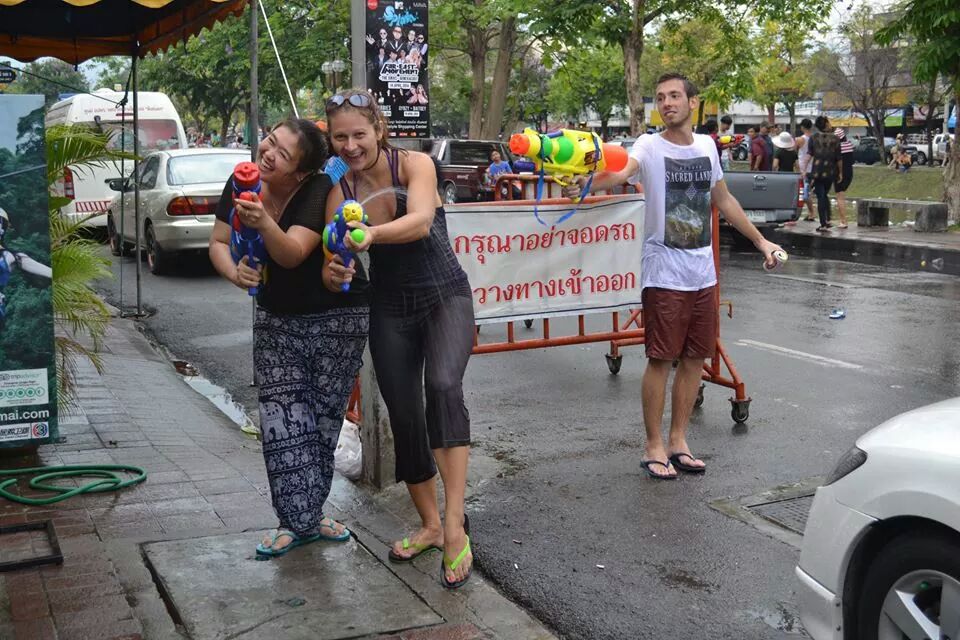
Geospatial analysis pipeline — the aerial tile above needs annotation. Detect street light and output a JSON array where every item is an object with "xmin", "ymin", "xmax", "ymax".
[{"xmin": 322, "ymin": 58, "xmax": 346, "ymax": 94}]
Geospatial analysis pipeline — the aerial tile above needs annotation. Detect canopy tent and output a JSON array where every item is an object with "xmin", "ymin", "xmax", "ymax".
[{"xmin": 0, "ymin": 0, "xmax": 247, "ymax": 65}]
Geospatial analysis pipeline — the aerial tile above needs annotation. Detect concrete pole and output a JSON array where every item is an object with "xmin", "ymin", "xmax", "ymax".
[
  {"xmin": 351, "ymin": 0, "xmax": 366, "ymax": 90},
  {"xmin": 359, "ymin": 345, "xmax": 395, "ymax": 488}
]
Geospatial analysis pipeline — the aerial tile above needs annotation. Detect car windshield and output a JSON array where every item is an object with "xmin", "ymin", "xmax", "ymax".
[
  {"xmin": 96, "ymin": 120, "xmax": 183, "ymax": 153},
  {"xmin": 167, "ymin": 154, "xmax": 246, "ymax": 185}
]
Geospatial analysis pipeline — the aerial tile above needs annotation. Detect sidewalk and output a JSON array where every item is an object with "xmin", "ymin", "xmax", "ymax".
[
  {"xmin": 760, "ymin": 219, "xmax": 960, "ymax": 275},
  {"xmin": 0, "ymin": 314, "xmax": 555, "ymax": 640}
]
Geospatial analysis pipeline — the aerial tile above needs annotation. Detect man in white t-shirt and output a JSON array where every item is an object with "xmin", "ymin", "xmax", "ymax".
[
  {"xmin": 564, "ymin": 73, "xmax": 783, "ymax": 479},
  {"xmin": 796, "ymin": 118, "xmax": 816, "ymax": 221}
]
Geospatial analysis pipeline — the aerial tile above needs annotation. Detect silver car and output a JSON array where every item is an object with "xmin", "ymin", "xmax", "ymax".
[{"xmin": 106, "ymin": 148, "xmax": 251, "ymax": 275}]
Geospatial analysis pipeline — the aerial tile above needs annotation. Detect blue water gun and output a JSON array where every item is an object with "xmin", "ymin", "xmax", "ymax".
[
  {"xmin": 228, "ymin": 162, "xmax": 266, "ymax": 296},
  {"xmin": 322, "ymin": 199, "xmax": 367, "ymax": 292}
]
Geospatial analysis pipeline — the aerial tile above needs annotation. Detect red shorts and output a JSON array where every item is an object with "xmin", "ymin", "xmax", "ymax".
[{"xmin": 642, "ymin": 286, "xmax": 718, "ymax": 360}]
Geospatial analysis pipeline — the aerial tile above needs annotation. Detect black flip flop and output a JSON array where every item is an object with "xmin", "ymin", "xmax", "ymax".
[
  {"xmin": 640, "ymin": 459, "xmax": 677, "ymax": 480},
  {"xmin": 668, "ymin": 452, "xmax": 707, "ymax": 474}
]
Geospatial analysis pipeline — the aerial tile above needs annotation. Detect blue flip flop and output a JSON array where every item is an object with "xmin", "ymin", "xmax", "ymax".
[
  {"xmin": 256, "ymin": 529, "xmax": 320, "ymax": 557},
  {"xmin": 317, "ymin": 517, "xmax": 352, "ymax": 542}
]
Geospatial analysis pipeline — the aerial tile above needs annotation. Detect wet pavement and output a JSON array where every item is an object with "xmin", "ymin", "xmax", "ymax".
[{"xmin": 90, "ymin": 246, "xmax": 960, "ymax": 638}]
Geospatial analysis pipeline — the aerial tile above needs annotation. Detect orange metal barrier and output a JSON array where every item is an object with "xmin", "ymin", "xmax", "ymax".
[{"xmin": 479, "ymin": 173, "xmax": 751, "ymax": 424}]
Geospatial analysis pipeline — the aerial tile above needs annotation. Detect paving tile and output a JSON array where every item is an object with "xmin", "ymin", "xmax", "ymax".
[
  {"xmin": 3, "ymin": 569, "xmax": 44, "ymax": 594},
  {"xmin": 9, "ymin": 589, "xmax": 50, "ymax": 621},
  {"xmin": 12, "ymin": 617, "xmax": 57, "ymax": 640},
  {"xmin": 149, "ymin": 496, "xmax": 211, "ymax": 517},
  {"xmin": 43, "ymin": 570, "xmax": 119, "ymax": 592},
  {"xmin": 157, "ymin": 511, "xmax": 224, "ymax": 532},
  {"xmin": 49, "ymin": 593, "xmax": 130, "ymax": 615},
  {"xmin": 55, "ymin": 617, "xmax": 142, "ymax": 640}
]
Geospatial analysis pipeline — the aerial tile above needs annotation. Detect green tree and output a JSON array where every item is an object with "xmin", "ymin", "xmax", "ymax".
[
  {"xmin": 4, "ymin": 59, "xmax": 90, "ymax": 107},
  {"xmin": 93, "ymin": 57, "xmax": 132, "ymax": 92},
  {"xmin": 811, "ymin": 5, "xmax": 904, "ymax": 148},
  {"xmin": 876, "ymin": 0, "xmax": 960, "ymax": 218},
  {"xmin": 750, "ymin": 20, "xmax": 815, "ymax": 131},
  {"xmin": 530, "ymin": 0, "xmax": 831, "ymax": 135},
  {"xmin": 547, "ymin": 44, "xmax": 627, "ymax": 138}
]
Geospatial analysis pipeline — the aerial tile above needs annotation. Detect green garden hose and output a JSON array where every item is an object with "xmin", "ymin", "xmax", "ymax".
[{"xmin": 0, "ymin": 464, "xmax": 147, "ymax": 505}]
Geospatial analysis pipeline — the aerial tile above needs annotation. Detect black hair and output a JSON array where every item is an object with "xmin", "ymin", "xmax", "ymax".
[
  {"xmin": 720, "ymin": 115, "xmax": 732, "ymax": 125},
  {"xmin": 800, "ymin": 118, "xmax": 813, "ymax": 130},
  {"xmin": 705, "ymin": 120, "xmax": 718, "ymax": 134},
  {"xmin": 655, "ymin": 72, "xmax": 698, "ymax": 99},
  {"xmin": 272, "ymin": 118, "xmax": 329, "ymax": 173},
  {"xmin": 814, "ymin": 115, "xmax": 830, "ymax": 132}
]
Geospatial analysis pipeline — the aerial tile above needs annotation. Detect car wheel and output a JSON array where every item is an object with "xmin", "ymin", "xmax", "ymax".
[
  {"xmin": 107, "ymin": 213, "xmax": 127, "ymax": 257},
  {"xmin": 917, "ymin": 151, "xmax": 927, "ymax": 166},
  {"xmin": 856, "ymin": 531, "xmax": 960, "ymax": 640},
  {"xmin": 145, "ymin": 225, "xmax": 170, "ymax": 275},
  {"xmin": 442, "ymin": 182, "xmax": 457, "ymax": 205}
]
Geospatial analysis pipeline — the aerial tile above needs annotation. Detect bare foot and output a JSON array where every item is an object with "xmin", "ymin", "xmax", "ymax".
[
  {"xmin": 643, "ymin": 446, "xmax": 677, "ymax": 478},
  {"xmin": 391, "ymin": 525, "xmax": 443, "ymax": 560},
  {"xmin": 667, "ymin": 439, "xmax": 706, "ymax": 471}
]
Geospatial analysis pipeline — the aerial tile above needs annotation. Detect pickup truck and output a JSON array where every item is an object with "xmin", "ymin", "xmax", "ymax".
[
  {"xmin": 393, "ymin": 137, "xmax": 516, "ymax": 204},
  {"xmin": 723, "ymin": 170, "xmax": 803, "ymax": 243}
]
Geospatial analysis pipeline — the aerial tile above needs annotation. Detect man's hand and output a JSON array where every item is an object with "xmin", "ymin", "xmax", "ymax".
[
  {"xmin": 560, "ymin": 174, "xmax": 591, "ymax": 200},
  {"xmin": 756, "ymin": 238, "xmax": 785, "ymax": 270}
]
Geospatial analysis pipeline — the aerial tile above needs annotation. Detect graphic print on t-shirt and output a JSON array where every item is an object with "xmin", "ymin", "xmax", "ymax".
[{"xmin": 664, "ymin": 156, "xmax": 712, "ymax": 249}]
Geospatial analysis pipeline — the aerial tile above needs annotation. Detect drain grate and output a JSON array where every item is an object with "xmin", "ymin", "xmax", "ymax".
[{"xmin": 746, "ymin": 495, "xmax": 815, "ymax": 535}]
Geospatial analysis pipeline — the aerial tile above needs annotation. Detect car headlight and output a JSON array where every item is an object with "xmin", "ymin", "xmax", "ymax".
[{"xmin": 824, "ymin": 446, "xmax": 867, "ymax": 485}]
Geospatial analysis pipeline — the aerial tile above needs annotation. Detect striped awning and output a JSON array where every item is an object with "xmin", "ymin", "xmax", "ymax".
[{"xmin": 0, "ymin": 0, "xmax": 247, "ymax": 64}]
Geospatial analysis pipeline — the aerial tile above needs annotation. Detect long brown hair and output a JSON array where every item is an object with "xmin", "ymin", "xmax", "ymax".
[{"xmin": 324, "ymin": 88, "xmax": 393, "ymax": 150}]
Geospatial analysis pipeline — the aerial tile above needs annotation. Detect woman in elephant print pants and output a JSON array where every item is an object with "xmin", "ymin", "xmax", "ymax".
[{"xmin": 209, "ymin": 118, "xmax": 370, "ymax": 556}]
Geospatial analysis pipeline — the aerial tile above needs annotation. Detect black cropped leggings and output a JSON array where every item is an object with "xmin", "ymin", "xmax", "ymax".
[{"xmin": 369, "ymin": 292, "xmax": 475, "ymax": 484}]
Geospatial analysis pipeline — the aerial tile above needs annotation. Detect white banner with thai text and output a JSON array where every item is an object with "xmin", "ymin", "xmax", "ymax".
[{"xmin": 446, "ymin": 195, "xmax": 645, "ymax": 324}]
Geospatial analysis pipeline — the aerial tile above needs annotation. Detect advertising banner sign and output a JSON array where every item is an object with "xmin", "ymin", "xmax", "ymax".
[
  {"xmin": 446, "ymin": 196, "xmax": 645, "ymax": 325},
  {"xmin": 364, "ymin": 0, "xmax": 430, "ymax": 138},
  {"xmin": 0, "ymin": 95, "xmax": 58, "ymax": 448}
]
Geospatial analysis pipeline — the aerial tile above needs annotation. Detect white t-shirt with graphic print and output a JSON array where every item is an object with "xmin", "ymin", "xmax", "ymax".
[{"xmin": 627, "ymin": 133, "xmax": 722, "ymax": 292}]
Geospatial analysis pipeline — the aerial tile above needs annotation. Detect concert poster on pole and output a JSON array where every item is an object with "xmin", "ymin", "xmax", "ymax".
[{"xmin": 364, "ymin": 0, "xmax": 430, "ymax": 138}]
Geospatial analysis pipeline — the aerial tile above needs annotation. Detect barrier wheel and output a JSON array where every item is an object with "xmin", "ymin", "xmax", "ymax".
[
  {"xmin": 694, "ymin": 384, "xmax": 705, "ymax": 409},
  {"xmin": 523, "ymin": 319, "xmax": 533, "ymax": 329},
  {"xmin": 730, "ymin": 398, "xmax": 751, "ymax": 424},
  {"xmin": 605, "ymin": 354, "xmax": 622, "ymax": 375}
]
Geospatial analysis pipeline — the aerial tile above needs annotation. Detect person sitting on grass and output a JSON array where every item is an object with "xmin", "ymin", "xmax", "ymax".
[{"xmin": 896, "ymin": 149, "xmax": 912, "ymax": 173}]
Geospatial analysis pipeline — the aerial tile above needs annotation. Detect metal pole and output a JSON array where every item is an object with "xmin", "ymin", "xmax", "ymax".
[
  {"xmin": 132, "ymin": 52, "xmax": 143, "ymax": 317},
  {"xmin": 351, "ymin": 0, "xmax": 366, "ymax": 90},
  {"xmin": 250, "ymin": 0, "xmax": 259, "ymax": 388}
]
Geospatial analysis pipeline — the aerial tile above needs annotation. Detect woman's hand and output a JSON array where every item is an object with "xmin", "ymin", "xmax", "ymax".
[
  {"xmin": 233, "ymin": 255, "xmax": 263, "ymax": 289},
  {"xmin": 345, "ymin": 221, "xmax": 375, "ymax": 253},
  {"xmin": 234, "ymin": 193, "xmax": 272, "ymax": 231},
  {"xmin": 324, "ymin": 254, "xmax": 356, "ymax": 292}
]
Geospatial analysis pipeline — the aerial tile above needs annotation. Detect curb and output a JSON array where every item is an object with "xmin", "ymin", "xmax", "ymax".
[{"xmin": 759, "ymin": 227, "xmax": 960, "ymax": 276}]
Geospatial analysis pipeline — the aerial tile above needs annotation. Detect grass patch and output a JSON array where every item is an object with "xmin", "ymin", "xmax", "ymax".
[{"xmin": 730, "ymin": 162, "xmax": 945, "ymax": 201}]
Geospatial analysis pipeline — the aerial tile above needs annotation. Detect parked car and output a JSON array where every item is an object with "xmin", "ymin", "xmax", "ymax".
[
  {"xmin": 796, "ymin": 397, "xmax": 960, "ymax": 640},
  {"xmin": 850, "ymin": 137, "xmax": 882, "ymax": 165},
  {"xmin": 106, "ymin": 148, "xmax": 250, "ymax": 275},
  {"xmin": 422, "ymin": 138, "xmax": 517, "ymax": 204}
]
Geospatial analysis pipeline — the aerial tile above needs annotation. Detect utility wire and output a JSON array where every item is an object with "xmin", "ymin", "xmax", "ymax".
[{"xmin": 257, "ymin": 0, "xmax": 299, "ymax": 118}]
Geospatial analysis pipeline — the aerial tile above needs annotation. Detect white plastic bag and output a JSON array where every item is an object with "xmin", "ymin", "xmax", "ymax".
[{"xmin": 334, "ymin": 420, "xmax": 362, "ymax": 480}]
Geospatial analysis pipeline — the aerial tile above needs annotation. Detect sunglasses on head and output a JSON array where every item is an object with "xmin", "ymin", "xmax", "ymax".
[{"xmin": 326, "ymin": 93, "xmax": 373, "ymax": 111}]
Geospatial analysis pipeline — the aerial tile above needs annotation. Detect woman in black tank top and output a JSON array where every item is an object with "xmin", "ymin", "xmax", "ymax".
[{"xmin": 324, "ymin": 90, "xmax": 475, "ymax": 589}]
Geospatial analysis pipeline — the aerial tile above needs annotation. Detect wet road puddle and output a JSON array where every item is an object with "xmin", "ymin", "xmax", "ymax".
[
  {"xmin": 744, "ymin": 603, "xmax": 806, "ymax": 635},
  {"xmin": 173, "ymin": 360, "xmax": 259, "ymax": 439}
]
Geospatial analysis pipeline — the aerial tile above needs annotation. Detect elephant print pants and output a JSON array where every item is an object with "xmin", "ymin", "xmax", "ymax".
[{"xmin": 253, "ymin": 306, "xmax": 369, "ymax": 537}]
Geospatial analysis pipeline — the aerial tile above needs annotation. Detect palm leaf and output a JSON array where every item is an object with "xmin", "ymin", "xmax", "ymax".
[{"xmin": 46, "ymin": 124, "xmax": 137, "ymax": 185}]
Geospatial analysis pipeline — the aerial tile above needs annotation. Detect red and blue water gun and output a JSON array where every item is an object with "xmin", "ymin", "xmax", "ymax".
[
  {"xmin": 228, "ymin": 162, "xmax": 267, "ymax": 296},
  {"xmin": 322, "ymin": 199, "xmax": 367, "ymax": 292}
]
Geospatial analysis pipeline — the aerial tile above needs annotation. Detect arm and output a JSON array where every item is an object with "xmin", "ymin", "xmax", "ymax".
[
  {"xmin": 13, "ymin": 253, "xmax": 51, "ymax": 279},
  {"xmin": 208, "ymin": 219, "xmax": 261, "ymax": 290},
  {"xmin": 711, "ymin": 179, "xmax": 783, "ymax": 267},
  {"xmin": 233, "ymin": 195, "xmax": 321, "ymax": 269},
  {"xmin": 563, "ymin": 156, "xmax": 640, "ymax": 198},
  {"xmin": 349, "ymin": 151, "xmax": 438, "ymax": 249}
]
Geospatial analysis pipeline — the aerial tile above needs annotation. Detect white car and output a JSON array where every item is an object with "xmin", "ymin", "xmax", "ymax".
[
  {"xmin": 796, "ymin": 398, "xmax": 960, "ymax": 640},
  {"xmin": 106, "ymin": 148, "xmax": 250, "ymax": 275}
]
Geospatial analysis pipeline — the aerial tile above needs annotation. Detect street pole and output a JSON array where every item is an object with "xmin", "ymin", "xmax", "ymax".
[
  {"xmin": 351, "ymin": 0, "xmax": 366, "ymax": 90},
  {"xmin": 132, "ymin": 51, "xmax": 143, "ymax": 317},
  {"xmin": 249, "ymin": 0, "xmax": 259, "ymax": 388}
]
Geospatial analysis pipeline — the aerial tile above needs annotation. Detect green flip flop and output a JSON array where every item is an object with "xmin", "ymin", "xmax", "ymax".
[
  {"xmin": 440, "ymin": 535, "xmax": 472, "ymax": 589},
  {"xmin": 388, "ymin": 536, "xmax": 441, "ymax": 563}
]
